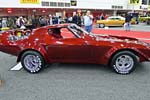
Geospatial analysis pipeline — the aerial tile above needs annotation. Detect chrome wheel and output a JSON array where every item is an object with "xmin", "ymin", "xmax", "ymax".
[
  {"xmin": 110, "ymin": 51, "xmax": 138, "ymax": 74},
  {"xmin": 21, "ymin": 51, "xmax": 45, "ymax": 73},
  {"xmin": 24, "ymin": 55, "xmax": 42, "ymax": 73},
  {"xmin": 115, "ymin": 55, "xmax": 134, "ymax": 73}
]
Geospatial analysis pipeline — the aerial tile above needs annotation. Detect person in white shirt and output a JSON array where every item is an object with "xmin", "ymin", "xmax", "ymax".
[
  {"xmin": 49, "ymin": 14, "xmax": 53, "ymax": 25},
  {"xmin": 2, "ymin": 17, "xmax": 7, "ymax": 28},
  {"xmin": 83, "ymin": 10, "xmax": 94, "ymax": 33}
]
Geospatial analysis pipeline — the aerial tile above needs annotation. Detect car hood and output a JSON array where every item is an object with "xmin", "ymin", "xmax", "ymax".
[
  {"xmin": 94, "ymin": 34, "xmax": 137, "ymax": 41},
  {"xmin": 93, "ymin": 34, "xmax": 150, "ymax": 46}
]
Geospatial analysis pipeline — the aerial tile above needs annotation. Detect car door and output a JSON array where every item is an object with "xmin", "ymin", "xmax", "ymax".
[
  {"xmin": 106, "ymin": 18, "xmax": 116, "ymax": 26},
  {"xmin": 115, "ymin": 18, "xmax": 124, "ymax": 26},
  {"xmin": 46, "ymin": 37, "xmax": 93, "ymax": 63}
]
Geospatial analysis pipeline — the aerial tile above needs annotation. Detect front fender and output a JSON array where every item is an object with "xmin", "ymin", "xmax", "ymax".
[
  {"xmin": 100, "ymin": 47, "xmax": 118, "ymax": 65},
  {"xmin": 17, "ymin": 45, "xmax": 49, "ymax": 63},
  {"xmin": 103, "ymin": 47, "xmax": 149, "ymax": 65}
]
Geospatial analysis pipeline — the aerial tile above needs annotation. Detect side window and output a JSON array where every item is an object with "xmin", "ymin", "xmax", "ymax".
[
  {"xmin": 108, "ymin": 18, "xmax": 115, "ymax": 20},
  {"xmin": 61, "ymin": 28, "xmax": 75, "ymax": 38},
  {"xmin": 112, "ymin": 18, "xmax": 117, "ymax": 20},
  {"xmin": 48, "ymin": 28, "xmax": 63, "ymax": 39},
  {"xmin": 116, "ymin": 18, "xmax": 121, "ymax": 20}
]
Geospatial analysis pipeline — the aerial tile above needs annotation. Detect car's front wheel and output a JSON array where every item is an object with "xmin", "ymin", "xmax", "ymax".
[
  {"xmin": 21, "ymin": 51, "xmax": 45, "ymax": 73},
  {"xmin": 110, "ymin": 51, "xmax": 138, "ymax": 74},
  {"xmin": 99, "ymin": 23, "xmax": 105, "ymax": 28}
]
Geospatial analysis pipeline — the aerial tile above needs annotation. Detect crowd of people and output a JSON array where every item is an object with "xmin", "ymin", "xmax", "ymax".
[
  {"xmin": 0, "ymin": 15, "xmax": 63, "ymax": 30},
  {"xmin": 0, "ymin": 10, "xmax": 141, "ymax": 34},
  {"xmin": 0, "ymin": 10, "xmax": 95, "ymax": 33}
]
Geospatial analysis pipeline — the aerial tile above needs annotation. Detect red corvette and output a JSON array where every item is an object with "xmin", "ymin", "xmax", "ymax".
[{"xmin": 0, "ymin": 24, "xmax": 150, "ymax": 74}]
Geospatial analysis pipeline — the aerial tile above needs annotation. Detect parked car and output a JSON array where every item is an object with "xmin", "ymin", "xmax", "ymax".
[
  {"xmin": 138, "ymin": 15, "xmax": 150, "ymax": 25},
  {"xmin": 139, "ymin": 15, "xmax": 150, "ymax": 22},
  {"xmin": 96, "ymin": 16, "xmax": 136, "ymax": 28},
  {"xmin": 0, "ymin": 24, "xmax": 150, "ymax": 74}
]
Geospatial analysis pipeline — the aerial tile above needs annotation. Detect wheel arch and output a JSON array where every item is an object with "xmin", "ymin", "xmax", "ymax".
[
  {"xmin": 17, "ymin": 48, "xmax": 49, "ymax": 64},
  {"xmin": 107, "ymin": 48, "xmax": 145, "ymax": 66}
]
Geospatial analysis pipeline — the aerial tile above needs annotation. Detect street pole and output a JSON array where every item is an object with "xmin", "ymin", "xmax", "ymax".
[
  {"xmin": 132, "ymin": 4, "xmax": 135, "ymax": 13},
  {"xmin": 147, "ymin": 0, "xmax": 149, "ymax": 5}
]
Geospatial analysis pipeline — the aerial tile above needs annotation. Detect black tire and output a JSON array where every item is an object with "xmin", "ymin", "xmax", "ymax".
[
  {"xmin": 110, "ymin": 51, "xmax": 138, "ymax": 74},
  {"xmin": 146, "ymin": 19, "xmax": 150, "ymax": 25},
  {"xmin": 99, "ymin": 23, "xmax": 105, "ymax": 28},
  {"xmin": 122, "ymin": 23, "xmax": 125, "ymax": 27},
  {"xmin": 21, "ymin": 51, "xmax": 45, "ymax": 73}
]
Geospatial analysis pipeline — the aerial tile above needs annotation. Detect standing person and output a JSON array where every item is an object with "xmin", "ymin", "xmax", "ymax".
[
  {"xmin": 68, "ymin": 15, "xmax": 72, "ymax": 23},
  {"xmin": 16, "ymin": 16, "xmax": 25, "ymax": 29},
  {"xmin": 7, "ymin": 17, "xmax": 15, "ymax": 29},
  {"xmin": 15, "ymin": 17, "xmax": 20, "ymax": 28},
  {"xmin": 72, "ymin": 12, "xmax": 78, "ymax": 25},
  {"xmin": 81, "ymin": 13, "xmax": 85, "ymax": 27},
  {"xmin": 124, "ymin": 13, "xmax": 132, "ymax": 31},
  {"xmin": 19, "ymin": 16, "xmax": 26, "ymax": 29},
  {"xmin": 2, "ymin": 17, "xmax": 7, "ymax": 28},
  {"xmin": 39, "ymin": 16, "xmax": 45, "ymax": 27},
  {"xmin": 83, "ymin": 10, "xmax": 94, "ymax": 33},
  {"xmin": 100, "ymin": 13, "xmax": 105, "ymax": 20},
  {"xmin": 0, "ymin": 17, "xmax": 2, "ymax": 28},
  {"xmin": 52, "ymin": 15, "xmax": 58, "ymax": 24},
  {"xmin": 77, "ymin": 13, "xmax": 81, "ymax": 27},
  {"xmin": 31, "ymin": 15, "xmax": 37, "ymax": 29},
  {"xmin": 48, "ymin": 14, "xmax": 53, "ymax": 25}
]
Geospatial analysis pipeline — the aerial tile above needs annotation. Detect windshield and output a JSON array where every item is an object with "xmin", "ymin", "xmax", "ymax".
[{"xmin": 68, "ymin": 24, "xmax": 89, "ymax": 38}]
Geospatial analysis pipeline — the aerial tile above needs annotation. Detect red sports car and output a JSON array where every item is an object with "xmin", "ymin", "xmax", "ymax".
[{"xmin": 0, "ymin": 24, "xmax": 150, "ymax": 74}]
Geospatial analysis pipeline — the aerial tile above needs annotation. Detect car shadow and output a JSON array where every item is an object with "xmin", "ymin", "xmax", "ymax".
[
  {"xmin": 43, "ymin": 63, "xmax": 112, "ymax": 73},
  {"xmin": 135, "ymin": 62, "xmax": 150, "ymax": 74},
  {"xmin": 42, "ymin": 62, "xmax": 150, "ymax": 75}
]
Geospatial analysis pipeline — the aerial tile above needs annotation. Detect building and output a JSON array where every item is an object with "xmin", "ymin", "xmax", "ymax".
[{"xmin": 0, "ymin": 0, "xmax": 143, "ymax": 17}]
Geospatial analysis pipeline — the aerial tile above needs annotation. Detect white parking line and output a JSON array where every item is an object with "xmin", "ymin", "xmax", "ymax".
[{"xmin": 10, "ymin": 62, "xmax": 23, "ymax": 71}]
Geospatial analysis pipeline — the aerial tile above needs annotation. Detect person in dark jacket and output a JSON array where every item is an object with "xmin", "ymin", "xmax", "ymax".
[
  {"xmin": 72, "ymin": 12, "xmax": 82, "ymax": 27},
  {"xmin": 72, "ymin": 12, "xmax": 78, "ymax": 25},
  {"xmin": 77, "ymin": 13, "xmax": 81, "ymax": 27},
  {"xmin": 124, "ymin": 13, "xmax": 132, "ymax": 31}
]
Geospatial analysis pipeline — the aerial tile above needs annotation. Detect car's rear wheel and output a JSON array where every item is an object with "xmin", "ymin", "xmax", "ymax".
[
  {"xmin": 110, "ymin": 51, "xmax": 138, "ymax": 74},
  {"xmin": 21, "ymin": 51, "xmax": 45, "ymax": 73},
  {"xmin": 99, "ymin": 23, "xmax": 105, "ymax": 28}
]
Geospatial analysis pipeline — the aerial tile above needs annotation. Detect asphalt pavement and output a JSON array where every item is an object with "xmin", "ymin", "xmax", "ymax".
[{"xmin": 0, "ymin": 23, "xmax": 150, "ymax": 100}]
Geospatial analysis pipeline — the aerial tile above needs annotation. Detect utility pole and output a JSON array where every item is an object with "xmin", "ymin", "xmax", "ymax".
[{"xmin": 147, "ymin": 0, "xmax": 149, "ymax": 5}]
